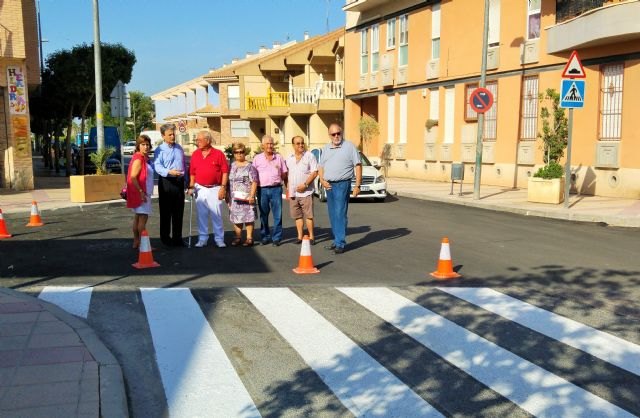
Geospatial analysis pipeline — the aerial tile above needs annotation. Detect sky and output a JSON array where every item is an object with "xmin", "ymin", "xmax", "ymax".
[{"xmin": 38, "ymin": 0, "xmax": 346, "ymax": 99}]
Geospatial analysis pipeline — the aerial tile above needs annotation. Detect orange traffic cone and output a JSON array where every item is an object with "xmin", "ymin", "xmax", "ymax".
[
  {"xmin": 430, "ymin": 237, "xmax": 461, "ymax": 280},
  {"xmin": 0, "ymin": 209, "xmax": 12, "ymax": 239},
  {"xmin": 132, "ymin": 230, "xmax": 160, "ymax": 269},
  {"xmin": 26, "ymin": 201, "xmax": 44, "ymax": 227},
  {"xmin": 293, "ymin": 235, "xmax": 320, "ymax": 275}
]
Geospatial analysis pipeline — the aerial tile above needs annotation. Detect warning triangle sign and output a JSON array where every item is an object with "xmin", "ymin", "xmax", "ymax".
[
  {"xmin": 561, "ymin": 51, "xmax": 586, "ymax": 78},
  {"xmin": 563, "ymin": 82, "xmax": 583, "ymax": 102}
]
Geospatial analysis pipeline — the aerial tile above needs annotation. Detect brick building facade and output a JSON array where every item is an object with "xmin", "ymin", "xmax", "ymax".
[{"xmin": 0, "ymin": 0, "xmax": 40, "ymax": 190}]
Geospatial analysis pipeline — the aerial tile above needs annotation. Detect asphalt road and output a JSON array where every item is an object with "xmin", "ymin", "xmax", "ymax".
[{"xmin": 2, "ymin": 196, "xmax": 640, "ymax": 417}]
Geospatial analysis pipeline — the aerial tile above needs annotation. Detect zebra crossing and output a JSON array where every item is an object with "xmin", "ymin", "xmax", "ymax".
[{"xmin": 36, "ymin": 285, "xmax": 640, "ymax": 418}]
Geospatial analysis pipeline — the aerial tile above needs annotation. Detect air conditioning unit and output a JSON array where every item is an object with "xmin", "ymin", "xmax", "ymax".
[
  {"xmin": 486, "ymin": 46, "xmax": 500, "ymax": 70},
  {"xmin": 426, "ymin": 59, "xmax": 439, "ymax": 79},
  {"xmin": 381, "ymin": 54, "xmax": 391, "ymax": 71}
]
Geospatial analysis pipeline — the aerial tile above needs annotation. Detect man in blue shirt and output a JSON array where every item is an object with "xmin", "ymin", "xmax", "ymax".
[
  {"xmin": 318, "ymin": 123, "xmax": 362, "ymax": 254},
  {"xmin": 153, "ymin": 123, "xmax": 188, "ymax": 247}
]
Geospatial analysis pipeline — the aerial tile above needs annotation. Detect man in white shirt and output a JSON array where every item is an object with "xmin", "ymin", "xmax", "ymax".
[{"xmin": 285, "ymin": 136, "xmax": 318, "ymax": 244}]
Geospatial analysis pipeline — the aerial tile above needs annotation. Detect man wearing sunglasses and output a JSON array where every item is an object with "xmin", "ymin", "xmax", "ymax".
[{"xmin": 318, "ymin": 123, "xmax": 362, "ymax": 254}]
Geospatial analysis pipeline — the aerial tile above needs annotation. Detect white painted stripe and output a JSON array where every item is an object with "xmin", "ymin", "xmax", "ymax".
[
  {"xmin": 339, "ymin": 287, "xmax": 634, "ymax": 418},
  {"xmin": 240, "ymin": 288, "xmax": 442, "ymax": 418},
  {"xmin": 439, "ymin": 287, "xmax": 640, "ymax": 377},
  {"xmin": 38, "ymin": 286, "xmax": 93, "ymax": 318},
  {"xmin": 140, "ymin": 288, "xmax": 260, "ymax": 418}
]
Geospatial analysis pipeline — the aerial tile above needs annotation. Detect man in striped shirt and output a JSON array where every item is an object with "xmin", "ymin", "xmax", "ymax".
[{"xmin": 285, "ymin": 136, "xmax": 318, "ymax": 245}]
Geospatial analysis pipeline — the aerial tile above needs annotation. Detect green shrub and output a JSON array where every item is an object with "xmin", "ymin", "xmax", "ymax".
[
  {"xmin": 533, "ymin": 161, "xmax": 563, "ymax": 179},
  {"xmin": 88, "ymin": 147, "xmax": 115, "ymax": 175}
]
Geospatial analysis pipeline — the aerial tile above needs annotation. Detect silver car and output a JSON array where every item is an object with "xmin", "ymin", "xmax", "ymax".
[
  {"xmin": 122, "ymin": 140, "xmax": 136, "ymax": 155},
  {"xmin": 310, "ymin": 148, "xmax": 387, "ymax": 202}
]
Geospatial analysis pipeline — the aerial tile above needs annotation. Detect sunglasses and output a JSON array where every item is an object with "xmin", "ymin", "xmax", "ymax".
[
  {"xmin": 330, "ymin": 132, "xmax": 342, "ymax": 137},
  {"xmin": 233, "ymin": 151, "xmax": 244, "ymax": 154}
]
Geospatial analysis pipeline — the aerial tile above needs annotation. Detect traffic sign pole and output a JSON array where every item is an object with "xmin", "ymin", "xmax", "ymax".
[
  {"xmin": 564, "ymin": 108, "xmax": 573, "ymax": 209},
  {"xmin": 473, "ymin": 0, "xmax": 490, "ymax": 200}
]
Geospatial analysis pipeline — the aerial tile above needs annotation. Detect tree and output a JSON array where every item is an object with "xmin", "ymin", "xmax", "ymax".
[
  {"xmin": 538, "ymin": 88, "xmax": 568, "ymax": 164},
  {"xmin": 36, "ymin": 43, "xmax": 136, "ymax": 175},
  {"xmin": 358, "ymin": 114, "xmax": 380, "ymax": 154}
]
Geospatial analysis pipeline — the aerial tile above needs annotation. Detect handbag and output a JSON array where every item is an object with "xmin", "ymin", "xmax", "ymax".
[{"xmin": 120, "ymin": 186, "xmax": 127, "ymax": 200}]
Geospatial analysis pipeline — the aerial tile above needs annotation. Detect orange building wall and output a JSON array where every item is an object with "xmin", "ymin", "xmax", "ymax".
[{"xmin": 344, "ymin": 0, "xmax": 640, "ymax": 199}]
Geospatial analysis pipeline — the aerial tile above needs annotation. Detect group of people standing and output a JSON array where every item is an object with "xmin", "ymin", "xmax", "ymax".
[{"xmin": 125, "ymin": 122, "xmax": 362, "ymax": 255}]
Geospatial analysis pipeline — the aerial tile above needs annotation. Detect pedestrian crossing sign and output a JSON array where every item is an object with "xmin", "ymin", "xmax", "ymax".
[{"xmin": 560, "ymin": 79, "xmax": 585, "ymax": 109}]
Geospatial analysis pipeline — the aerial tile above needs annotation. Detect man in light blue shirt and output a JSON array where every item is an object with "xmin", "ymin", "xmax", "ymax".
[
  {"xmin": 153, "ymin": 123, "xmax": 188, "ymax": 247},
  {"xmin": 318, "ymin": 123, "xmax": 362, "ymax": 254}
]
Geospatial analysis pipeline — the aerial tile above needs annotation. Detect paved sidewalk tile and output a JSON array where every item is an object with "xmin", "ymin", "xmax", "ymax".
[{"xmin": 13, "ymin": 362, "xmax": 83, "ymax": 386}]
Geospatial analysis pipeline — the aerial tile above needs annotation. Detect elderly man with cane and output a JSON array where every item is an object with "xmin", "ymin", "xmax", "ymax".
[{"xmin": 187, "ymin": 130, "xmax": 229, "ymax": 248}]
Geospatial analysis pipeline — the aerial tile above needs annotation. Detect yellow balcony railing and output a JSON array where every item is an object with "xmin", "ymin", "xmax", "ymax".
[{"xmin": 245, "ymin": 88, "xmax": 290, "ymax": 111}]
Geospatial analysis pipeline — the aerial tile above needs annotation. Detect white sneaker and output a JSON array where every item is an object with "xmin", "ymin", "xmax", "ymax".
[
  {"xmin": 195, "ymin": 240, "xmax": 207, "ymax": 248},
  {"xmin": 215, "ymin": 241, "xmax": 227, "ymax": 248}
]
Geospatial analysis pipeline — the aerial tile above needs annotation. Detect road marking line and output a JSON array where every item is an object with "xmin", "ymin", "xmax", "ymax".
[
  {"xmin": 240, "ymin": 287, "xmax": 442, "ymax": 418},
  {"xmin": 338, "ymin": 287, "xmax": 634, "ymax": 418},
  {"xmin": 141, "ymin": 288, "xmax": 260, "ymax": 418},
  {"xmin": 439, "ymin": 287, "xmax": 640, "ymax": 376},
  {"xmin": 38, "ymin": 285, "xmax": 93, "ymax": 318}
]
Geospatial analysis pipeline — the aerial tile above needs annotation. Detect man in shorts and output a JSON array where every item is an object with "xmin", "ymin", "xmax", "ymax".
[{"xmin": 285, "ymin": 135, "xmax": 318, "ymax": 244}]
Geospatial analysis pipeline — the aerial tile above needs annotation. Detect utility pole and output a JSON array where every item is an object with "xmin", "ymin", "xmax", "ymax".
[
  {"xmin": 93, "ymin": 0, "xmax": 104, "ymax": 151},
  {"xmin": 473, "ymin": 0, "xmax": 490, "ymax": 200}
]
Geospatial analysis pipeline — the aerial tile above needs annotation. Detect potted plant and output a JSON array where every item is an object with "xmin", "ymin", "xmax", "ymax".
[
  {"xmin": 425, "ymin": 118, "xmax": 439, "ymax": 143},
  {"xmin": 527, "ymin": 88, "xmax": 568, "ymax": 204},
  {"xmin": 70, "ymin": 146, "xmax": 125, "ymax": 203},
  {"xmin": 358, "ymin": 114, "xmax": 380, "ymax": 154}
]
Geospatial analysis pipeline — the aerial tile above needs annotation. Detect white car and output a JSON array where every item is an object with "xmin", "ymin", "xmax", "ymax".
[
  {"xmin": 310, "ymin": 149, "xmax": 387, "ymax": 202},
  {"xmin": 122, "ymin": 141, "xmax": 136, "ymax": 155}
]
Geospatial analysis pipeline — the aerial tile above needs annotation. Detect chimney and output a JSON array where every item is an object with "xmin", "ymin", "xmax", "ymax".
[
  {"xmin": 303, "ymin": 31, "xmax": 309, "ymax": 41},
  {"xmin": 259, "ymin": 45, "xmax": 267, "ymax": 53},
  {"xmin": 246, "ymin": 52, "xmax": 253, "ymax": 58},
  {"xmin": 272, "ymin": 41, "xmax": 281, "ymax": 49},
  {"xmin": 231, "ymin": 57, "xmax": 239, "ymax": 64}
]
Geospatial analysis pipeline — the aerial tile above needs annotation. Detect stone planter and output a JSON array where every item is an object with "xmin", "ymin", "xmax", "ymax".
[
  {"xmin": 70, "ymin": 174, "xmax": 125, "ymax": 203},
  {"xmin": 527, "ymin": 177, "xmax": 564, "ymax": 204}
]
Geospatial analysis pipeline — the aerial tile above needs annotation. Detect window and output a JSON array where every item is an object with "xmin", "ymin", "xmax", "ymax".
[
  {"xmin": 371, "ymin": 25, "xmax": 379, "ymax": 72},
  {"xmin": 484, "ymin": 81, "xmax": 498, "ymax": 140},
  {"xmin": 488, "ymin": 0, "xmax": 500, "ymax": 47},
  {"xmin": 527, "ymin": 0, "xmax": 541, "ymax": 40},
  {"xmin": 227, "ymin": 85, "xmax": 240, "ymax": 110},
  {"xmin": 399, "ymin": 15, "xmax": 408, "ymax": 66},
  {"xmin": 520, "ymin": 76, "xmax": 538, "ymax": 139},
  {"xmin": 431, "ymin": 4, "xmax": 441, "ymax": 60},
  {"xmin": 464, "ymin": 83, "xmax": 479, "ymax": 121},
  {"xmin": 429, "ymin": 88, "xmax": 439, "ymax": 121},
  {"xmin": 230, "ymin": 120, "xmax": 250, "ymax": 137},
  {"xmin": 600, "ymin": 63, "xmax": 624, "ymax": 140},
  {"xmin": 399, "ymin": 93, "xmax": 407, "ymax": 144},
  {"xmin": 386, "ymin": 18, "xmax": 396, "ymax": 49},
  {"xmin": 387, "ymin": 94, "xmax": 395, "ymax": 143},
  {"xmin": 444, "ymin": 86, "xmax": 455, "ymax": 144},
  {"xmin": 360, "ymin": 29, "xmax": 369, "ymax": 74}
]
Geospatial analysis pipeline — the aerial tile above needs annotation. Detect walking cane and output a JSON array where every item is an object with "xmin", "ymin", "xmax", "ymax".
[{"xmin": 186, "ymin": 189, "xmax": 196, "ymax": 248}]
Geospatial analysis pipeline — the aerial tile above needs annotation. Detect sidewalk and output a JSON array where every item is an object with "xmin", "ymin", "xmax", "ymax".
[{"xmin": 0, "ymin": 288, "xmax": 127, "ymax": 418}]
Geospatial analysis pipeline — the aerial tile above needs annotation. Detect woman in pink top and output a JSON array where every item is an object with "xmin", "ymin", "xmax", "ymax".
[{"xmin": 126, "ymin": 135, "xmax": 154, "ymax": 248}]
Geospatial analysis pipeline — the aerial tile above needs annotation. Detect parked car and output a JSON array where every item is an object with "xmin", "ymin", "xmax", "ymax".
[
  {"xmin": 310, "ymin": 148, "xmax": 387, "ymax": 202},
  {"xmin": 122, "ymin": 140, "xmax": 136, "ymax": 155}
]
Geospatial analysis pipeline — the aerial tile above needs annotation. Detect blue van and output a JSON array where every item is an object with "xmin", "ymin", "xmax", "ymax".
[{"xmin": 75, "ymin": 127, "xmax": 123, "ymax": 174}]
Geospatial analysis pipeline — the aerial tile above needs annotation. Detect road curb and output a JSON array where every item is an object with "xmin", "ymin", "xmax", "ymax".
[
  {"xmin": 2, "ymin": 200, "xmax": 127, "ymax": 219},
  {"xmin": 0, "ymin": 287, "xmax": 129, "ymax": 418},
  {"xmin": 390, "ymin": 189, "xmax": 640, "ymax": 228}
]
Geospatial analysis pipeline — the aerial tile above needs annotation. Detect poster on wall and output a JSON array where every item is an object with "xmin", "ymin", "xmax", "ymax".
[
  {"xmin": 12, "ymin": 115, "xmax": 30, "ymax": 158},
  {"xmin": 7, "ymin": 66, "xmax": 27, "ymax": 115}
]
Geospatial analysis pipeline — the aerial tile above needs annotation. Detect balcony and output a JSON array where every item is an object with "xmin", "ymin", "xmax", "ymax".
[
  {"xmin": 244, "ymin": 88, "xmax": 290, "ymax": 118},
  {"xmin": 547, "ymin": 1, "xmax": 640, "ymax": 53},
  {"xmin": 290, "ymin": 81, "xmax": 344, "ymax": 114},
  {"xmin": 343, "ymin": 0, "xmax": 389, "ymax": 13}
]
